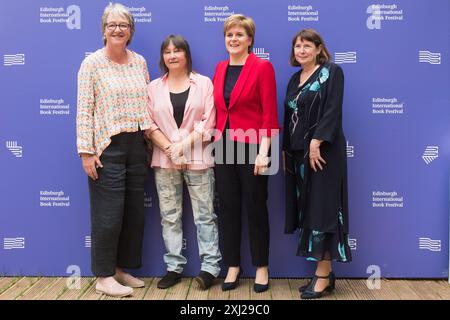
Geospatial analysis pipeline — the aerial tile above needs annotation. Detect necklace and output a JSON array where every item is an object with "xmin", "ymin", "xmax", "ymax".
[{"xmin": 299, "ymin": 64, "xmax": 320, "ymax": 87}]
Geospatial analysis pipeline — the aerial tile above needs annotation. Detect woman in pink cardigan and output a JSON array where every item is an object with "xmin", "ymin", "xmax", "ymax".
[{"xmin": 145, "ymin": 35, "xmax": 221, "ymax": 291}]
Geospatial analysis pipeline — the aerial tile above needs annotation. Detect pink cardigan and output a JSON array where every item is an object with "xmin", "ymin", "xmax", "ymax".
[{"xmin": 147, "ymin": 72, "xmax": 216, "ymax": 170}]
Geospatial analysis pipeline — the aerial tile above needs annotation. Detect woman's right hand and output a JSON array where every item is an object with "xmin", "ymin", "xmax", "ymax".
[{"xmin": 81, "ymin": 153, "xmax": 103, "ymax": 180}]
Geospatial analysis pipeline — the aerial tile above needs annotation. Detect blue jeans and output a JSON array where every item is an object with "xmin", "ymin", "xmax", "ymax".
[{"xmin": 154, "ymin": 167, "xmax": 221, "ymax": 277}]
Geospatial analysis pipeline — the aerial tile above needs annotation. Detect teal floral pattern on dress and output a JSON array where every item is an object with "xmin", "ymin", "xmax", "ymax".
[
  {"xmin": 300, "ymin": 207, "xmax": 349, "ymax": 262},
  {"xmin": 308, "ymin": 67, "xmax": 329, "ymax": 92},
  {"xmin": 287, "ymin": 66, "xmax": 330, "ymax": 112},
  {"xmin": 318, "ymin": 67, "xmax": 329, "ymax": 84},
  {"xmin": 288, "ymin": 99, "xmax": 298, "ymax": 111},
  {"xmin": 338, "ymin": 242, "xmax": 347, "ymax": 262},
  {"xmin": 309, "ymin": 81, "xmax": 320, "ymax": 91}
]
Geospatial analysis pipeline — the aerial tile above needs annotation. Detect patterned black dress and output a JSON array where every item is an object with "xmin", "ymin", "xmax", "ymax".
[{"xmin": 283, "ymin": 62, "xmax": 352, "ymax": 263}]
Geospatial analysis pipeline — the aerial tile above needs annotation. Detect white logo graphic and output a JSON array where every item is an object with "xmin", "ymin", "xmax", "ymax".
[
  {"xmin": 366, "ymin": 265, "xmax": 381, "ymax": 290},
  {"xmin": 366, "ymin": 5, "xmax": 381, "ymax": 30},
  {"xmin": 84, "ymin": 52, "xmax": 93, "ymax": 58},
  {"xmin": 348, "ymin": 238, "xmax": 357, "ymax": 250},
  {"xmin": 84, "ymin": 236, "xmax": 91, "ymax": 248},
  {"xmin": 419, "ymin": 51, "xmax": 441, "ymax": 65},
  {"xmin": 335, "ymin": 52, "xmax": 357, "ymax": 64},
  {"xmin": 4, "ymin": 54, "xmax": 25, "ymax": 66},
  {"xmin": 39, "ymin": 5, "xmax": 81, "ymax": 29},
  {"xmin": 127, "ymin": 7, "xmax": 152, "ymax": 23},
  {"xmin": 253, "ymin": 48, "xmax": 270, "ymax": 60},
  {"xmin": 422, "ymin": 146, "xmax": 438, "ymax": 165},
  {"xmin": 4, "ymin": 237, "xmax": 25, "ymax": 249},
  {"xmin": 346, "ymin": 141, "xmax": 354, "ymax": 158},
  {"xmin": 66, "ymin": 5, "xmax": 81, "ymax": 30},
  {"xmin": 419, "ymin": 237, "xmax": 441, "ymax": 252},
  {"xmin": 6, "ymin": 141, "xmax": 22, "ymax": 158},
  {"xmin": 66, "ymin": 265, "xmax": 81, "ymax": 289}
]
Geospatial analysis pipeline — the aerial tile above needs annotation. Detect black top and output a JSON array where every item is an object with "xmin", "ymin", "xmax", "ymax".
[
  {"xmin": 224, "ymin": 65, "xmax": 243, "ymax": 107},
  {"xmin": 283, "ymin": 66, "xmax": 322, "ymax": 151},
  {"xmin": 170, "ymin": 87, "xmax": 190, "ymax": 128}
]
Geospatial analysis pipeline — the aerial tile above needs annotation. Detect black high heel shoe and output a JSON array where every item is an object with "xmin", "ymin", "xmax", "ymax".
[
  {"xmin": 254, "ymin": 268, "xmax": 270, "ymax": 293},
  {"xmin": 300, "ymin": 272, "xmax": 335, "ymax": 299},
  {"xmin": 222, "ymin": 268, "xmax": 242, "ymax": 291},
  {"xmin": 299, "ymin": 271, "xmax": 335, "ymax": 293}
]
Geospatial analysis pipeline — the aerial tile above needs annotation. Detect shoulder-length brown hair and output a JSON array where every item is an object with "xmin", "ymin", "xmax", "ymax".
[
  {"xmin": 290, "ymin": 29, "xmax": 331, "ymax": 66},
  {"xmin": 159, "ymin": 34, "xmax": 193, "ymax": 75}
]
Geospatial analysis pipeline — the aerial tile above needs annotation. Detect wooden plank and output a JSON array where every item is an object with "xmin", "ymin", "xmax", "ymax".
[
  {"xmin": 126, "ymin": 278, "xmax": 153, "ymax": 300},
  {"xmin": 208, "ymin": 278, "xmax": 229, "ymax": 300},
  {"xmin": 288, "ymin": 279, "xmax": 304, "ymax": 300},
  {"xmin": 0, "ymin": 277, "xmax": 38, "ymax": 300},
  {"xmin": 434, "ymin": 280, "xmax": 450, "ymax": 300},
  {"xmin": 78, "ymin": 280, "xmax": 102, "ymax": 300},
  {"xmin": 367, "ymin": 279, "xmax": 400, "ymax": 300},
  {"xmin": 36, "ymin": 277, "xmax": 67, "ymax": 300},
  {"xmin": 271, "ymin": 279, "xmax": 293, "ymax": 300},
  {"xmin": 229, "ymin": 278, "xmax": 250, "ymax": 300},
  {"xmin": 0, "ymin": 277, "xmax": 20, "ymax": 295},
  {"xmin": 334, "ymin": 279, "xmax": 358, "ymax": 300},
  {"xmin": 165, "ymin": 277, "xmax": 191, "ymax": 300},
  {"xmin": 407, "ymin": 280, "xmax": 442, "ymax": 300},
  {"xmin": 4, "ymin": 277, "xmax": 450, "ymax": 300},
  {"xmin": 347, "ymin": 279, "xmax": 376, "ymax": 300},
  {"xmin": 142, "ymin": 277, "xmax": 167, "ymax": 300},
  {"xmin": 58, "ymin": 278, "xmax": 93, "ymax": 300},
  {"xmin": 388, "ymin": 280, "xmax": 421, "ymax": 300},
  {"xmin": 17, "ymin": 278, "xmax": 57, "ymax": 300}
]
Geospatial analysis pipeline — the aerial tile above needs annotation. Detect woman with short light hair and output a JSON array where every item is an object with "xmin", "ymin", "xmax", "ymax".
[{"xmin": 76, "ymin": 2, "xmax": 150, "ymax": 297}]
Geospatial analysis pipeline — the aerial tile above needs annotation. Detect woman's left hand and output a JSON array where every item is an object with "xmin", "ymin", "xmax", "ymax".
[
  {"xmin": 168, "ymin": 142, "xmax": 183, "ymax": 159},
  {"xmin": 309, "ymin": 139, "xmax": 326, "ymax": 172},
  {"xmin": 168, "ymin": 142, "xmax": 187, "ymax": 165},
  {"xmin": 254, "ymin": 154, "xmax": 269, "ymax": 175}
]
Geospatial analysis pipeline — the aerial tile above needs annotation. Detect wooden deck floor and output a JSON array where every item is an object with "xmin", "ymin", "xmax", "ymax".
[{"xmin": 0, "ymin": 277, "xmax": 449, "ymax": 300}]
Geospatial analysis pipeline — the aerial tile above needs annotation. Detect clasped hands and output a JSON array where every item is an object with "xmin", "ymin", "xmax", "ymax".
[{"xmin": 164, "ymin": 141, "xmax": 188, "ymax": 165}]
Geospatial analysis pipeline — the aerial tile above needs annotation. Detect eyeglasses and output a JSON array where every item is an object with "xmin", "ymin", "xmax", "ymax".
[{"xmin": 106, "ymin": 23, "xmax": 130, "ymax": 31}]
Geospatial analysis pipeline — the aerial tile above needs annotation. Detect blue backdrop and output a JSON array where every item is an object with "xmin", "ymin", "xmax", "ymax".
[{"xmin": 1, "ymin": 0, "xmax": 449, "ymax": 278}]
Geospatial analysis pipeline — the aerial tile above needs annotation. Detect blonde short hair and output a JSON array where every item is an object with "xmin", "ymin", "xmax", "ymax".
[
  {"xmin": 101, "ymin": 3, "xmax": 135, "ymax": 46},
  {"xmin": 223, "ymin": 14, "xmax": 255, "ymax": 53}
]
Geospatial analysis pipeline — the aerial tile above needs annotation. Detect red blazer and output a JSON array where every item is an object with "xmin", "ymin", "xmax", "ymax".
[{"xmin": 212, "ymin": 52, "xmax": 279, "ymax": 144}]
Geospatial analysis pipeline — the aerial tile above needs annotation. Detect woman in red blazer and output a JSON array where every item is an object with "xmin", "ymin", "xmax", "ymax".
[{"xmin": 212, "ymin": 14, "xmax": 279, "ymax": 293}]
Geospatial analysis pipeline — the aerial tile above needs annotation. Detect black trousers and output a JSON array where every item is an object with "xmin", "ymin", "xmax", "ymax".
[
  {"xmin": 214, "ymin": 141, "xmax": 270, "ymax": 267},
  {"xmin": 88, "ymin": 131, "xmax": 148, "ymax": 277}
]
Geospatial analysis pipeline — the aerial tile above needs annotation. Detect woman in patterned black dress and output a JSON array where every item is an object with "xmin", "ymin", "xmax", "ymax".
[{"xmin": 283, "ymin": 29, "xmax": 352, "ymax": 299}]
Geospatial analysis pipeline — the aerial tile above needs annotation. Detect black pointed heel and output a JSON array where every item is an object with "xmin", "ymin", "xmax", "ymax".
[
  {"xmin": 253, "ymin": 282, "xmax": 269, "ymax": 293},
  {"xmin": 253, "ymin": 268, "xmax": 270, "ymax": 293},
  {"xmin": 222, "ymin": 268, "xmax": 242, "ymax": 291}
]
